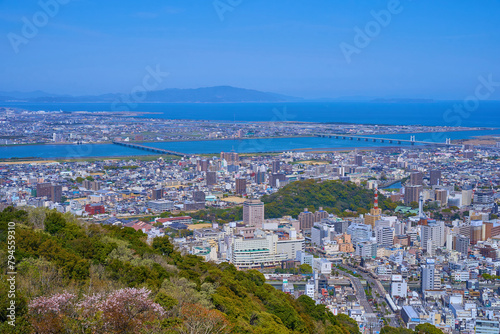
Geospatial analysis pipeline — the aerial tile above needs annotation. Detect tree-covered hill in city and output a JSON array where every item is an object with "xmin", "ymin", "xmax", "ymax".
[
  {"xmin": 187, "ymin": 180, "xmax": 395, "ymax": 224},
  {"xmin": 261, "ymin": 179, "xmax": 394, "ymax": 218},
  {"xmin": 0, "ymin": 206, "xmax": 360, "ymax": 334}
]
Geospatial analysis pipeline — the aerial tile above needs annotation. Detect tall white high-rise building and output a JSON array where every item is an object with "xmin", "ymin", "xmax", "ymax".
[
  {"xmin": 462, "ymin": 189, "xmax": 473, "ymax": 206},
  {"xmin": 420, "ymin": 220, "xmax": 445, "ymax": 253},
  {"xmin": 391, "ymin": 275, "xmax": 408, "ymax": 298},
  {"xmin": 446, "ymin": 234, "xmax": 454, "ymax": 251},
  {"xmin": 421, "ymin": 258, "xmax": 440, "ymax": 292},
  {"xmin": 305, "ymin": 279, "xmax": 315, "ymax": 299},
  {"xmin": 395, "ymin": 222, "xmax": 406, "ymax": 235},
  {"xmin": 427, "ymin": 239, "xmax": 435, "ymax": 256},
  {"xmin": 311, "ymin": 221, "xmax": 335, "ymax": 247},
  {"xmin": 376, "ymin": 226, "xmax": 394, "ymax": 248}
]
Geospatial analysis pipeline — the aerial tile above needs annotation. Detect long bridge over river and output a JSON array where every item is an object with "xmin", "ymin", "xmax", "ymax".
[
  {"xmin": 112, "ymin": 141, "xmax": 190, "ymax": 157},
  {"xmin": 314, "ymin": 133, "xmax": 456, "ymax": 146},
  {"xmin": 113, "ymin": 133, "xmax": 458, "ymax": 157}
]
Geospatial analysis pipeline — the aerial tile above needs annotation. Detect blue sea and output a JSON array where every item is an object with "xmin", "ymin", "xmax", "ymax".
[
  {"xmin": 1, "ymin": 101, "xmax": 500, "ymax": 159},
  {"xmin": 2, "ymin": 101, "xmax": 500, "ymax": 127}
]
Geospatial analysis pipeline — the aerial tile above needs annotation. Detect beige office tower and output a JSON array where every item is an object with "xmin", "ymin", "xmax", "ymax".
[
  {"xmin": 235, "ymin": 178, "xmax": 246, "ymax": 195},
  {"xmin": 314, "ymin": 207, "xmax": 328, "ymax": 222},
  {"xmin": 243, "ymin": 199, "xmax": 264, "ymax": 227},
  {"xmin": 435, "ymin": 189, "xmax": 448, "ymax": 207},
  {"xmin": 422, "ymin": 188, "xmax": 434, "ymax": 201},
  {"xmin": 462, "ymin": 189, "xmax": 473, "ymax": 206},
  {"xmin": 470, "ymin": 221, "xmax": 483, "ymax": 245},
  {"xmin": 298, "ymin": 209, "xmax": 315, "ymax": 231},
  {"xmin": 221, "ymin": 151, "xmax": 239, "ymax": 165}
]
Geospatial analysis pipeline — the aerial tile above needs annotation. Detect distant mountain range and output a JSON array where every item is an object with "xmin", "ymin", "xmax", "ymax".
[
  {"xmin": 0, "ymin": 87, "xmax": 440, "ymax": 104},
  {"xmin": 0, "ymin": 86, "xmax": 303, "ymax": 103}
]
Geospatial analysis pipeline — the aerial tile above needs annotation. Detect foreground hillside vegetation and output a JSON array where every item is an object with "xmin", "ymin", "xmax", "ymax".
[
  {"xmin": 0, "ymin": 206, "xmax": 445, "ymax": 334},
  {"xmin": 0, "ymin": 206, "xmax": 361, "ymax": 333}
]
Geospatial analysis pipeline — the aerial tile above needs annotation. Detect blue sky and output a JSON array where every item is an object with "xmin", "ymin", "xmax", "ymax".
[{"xmin": 1, "ymin": 0, "xmax": 500, "ymax": 99}]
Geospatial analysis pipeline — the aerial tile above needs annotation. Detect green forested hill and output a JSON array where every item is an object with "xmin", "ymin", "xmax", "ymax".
[
  {"xmin": 189, "ymin": 180, "xmax": 394, "ymax": 224},
  {"xmin": 261, "ymin": 179, "xmax": 393, "ymax": 218},
  {"xmin": 0, "ymin": 207, "xmax": 360, "ymax": 334}
]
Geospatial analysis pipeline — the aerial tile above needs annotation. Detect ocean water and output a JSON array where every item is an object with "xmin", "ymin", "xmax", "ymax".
[{"xmin": 2, "ymin": 101, "xmax": 500, "ymax": 127}]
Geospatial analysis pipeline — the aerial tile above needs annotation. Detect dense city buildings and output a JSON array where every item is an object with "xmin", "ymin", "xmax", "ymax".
[
  {"xmin": 4, "ymin": 1, "xmax": 500, "ymax": 331},
  {"xmin": 1, "ymin": 127, "xmax": 500, "ymax": 334}
]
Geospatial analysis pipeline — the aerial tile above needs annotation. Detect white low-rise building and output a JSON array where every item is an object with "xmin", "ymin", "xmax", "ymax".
[
  {"xmin": 229, "ymin": 233, "xmax": 288, "ymax": 269},
  {"xmin": 305, "ymin": 279, "xmax": 315, "ymax": 299},
  {"xmin": 391, "ymin": 275, "xmax": 408, "ymax": 298},
  {"xmin": 313, "ymin": 258, "xmax": 332, "ymax": 275},
  {"xmin": 453, "ymin": 271, "xmax": 470, "ymax": 282}
]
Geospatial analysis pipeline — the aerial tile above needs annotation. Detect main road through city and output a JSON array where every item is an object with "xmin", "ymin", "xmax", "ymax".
[
  {"xmin": 338, "ymin": 264, "xmax": 401, "ymax": 330},
  {"xmin": 337, "ymin": 264, "xmax": 381, "ymax": 332}
]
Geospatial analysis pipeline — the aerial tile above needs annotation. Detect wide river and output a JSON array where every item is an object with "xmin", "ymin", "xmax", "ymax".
[{"xmin": 2, "ymin": 129, "xmax": 500, "ymax": 159}]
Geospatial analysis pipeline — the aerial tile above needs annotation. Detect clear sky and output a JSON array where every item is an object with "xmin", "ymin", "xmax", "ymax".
[{"xmin": 1, "ymin": 0, "xmax": 500, "ymax": 99}]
